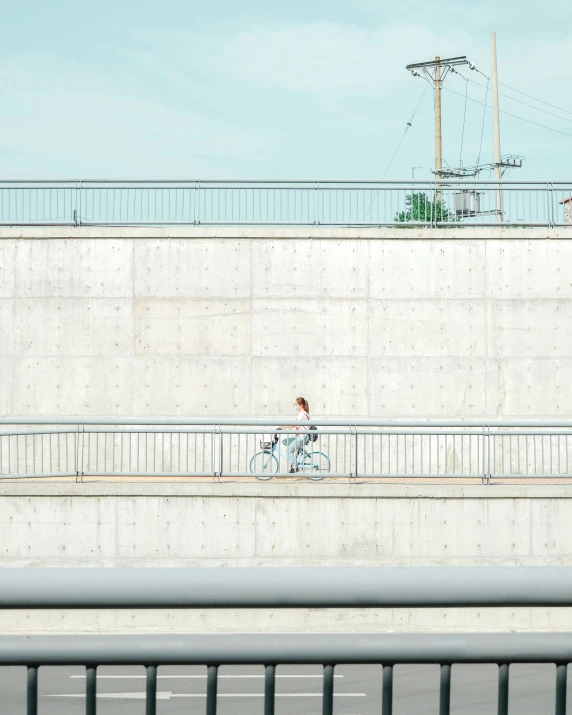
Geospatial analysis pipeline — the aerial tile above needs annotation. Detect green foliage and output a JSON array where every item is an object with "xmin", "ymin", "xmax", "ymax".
[{"xmin": 395, "ymin": 192, "xmax": 450, "ymax": 224}]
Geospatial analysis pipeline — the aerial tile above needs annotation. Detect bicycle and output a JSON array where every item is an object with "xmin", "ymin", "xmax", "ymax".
[{"xmin": 249, "ymin": 431, "xmax": 330, "ymax": 481}]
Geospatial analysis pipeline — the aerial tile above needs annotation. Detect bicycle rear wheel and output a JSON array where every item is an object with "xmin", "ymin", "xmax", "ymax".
[
  {"xmin": 301, "ymin": 451, "xmax": 330, "ymax": 481},
  {"xmin": 250, "ymin": 451, "xmax": 279, "ymax": 480}
]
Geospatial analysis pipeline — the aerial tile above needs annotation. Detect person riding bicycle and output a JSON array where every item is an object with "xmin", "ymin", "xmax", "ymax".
[{"xmin": 283, "ymin": 397, "xmax": 311, "ymax": 473}]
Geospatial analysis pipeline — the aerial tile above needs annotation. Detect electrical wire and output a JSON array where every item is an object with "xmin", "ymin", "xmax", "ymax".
[
  {"xmin": 458, "ymin": 75, "xmax": 468, "ymax": 166},
  {"xmin": 499, "ymin": 80, "xmax": 572, "ymax": 116},
  {"xmin": 476, "ymin": 77, "xmax": 490, "ymax": 164},
  {"xmin": 475, "ymin": 66, "xmax": 572, "ymax": 117},
  {"xmin": 382, "ymin": 128, "xmax": 410, "ymax": 179},
  {"xmin": 461, "ymin": 71, "xmax": 572, "ymax": 124},
  {"xmin": 362, "ymin": 83, "xmax": 430, "ymax": 220},
  {"xmin": 382, "ymin": 83, "xmax": 429, "ymax": 178},
  {"xmin": 442, "ymin": 85, "xmax": 572, "ymax": 138}
]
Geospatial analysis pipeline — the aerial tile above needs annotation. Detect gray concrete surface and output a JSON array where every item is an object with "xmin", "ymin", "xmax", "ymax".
[
  {"xmin": 1, "ymin": 482, "xmax": 572, "ymax": 634},
  {"xmin": 0, "ymin": 663, "xmax": 569, "ymax": 714},
  {"xmin": 2, "ymin": 227, "xmax": 572, "ymax": 419}
]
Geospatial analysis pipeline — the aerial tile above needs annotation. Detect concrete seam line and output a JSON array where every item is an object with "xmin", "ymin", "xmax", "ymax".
[{"xmin": 1, "ymin": 489, "xmax": 571, "ymax": 499}]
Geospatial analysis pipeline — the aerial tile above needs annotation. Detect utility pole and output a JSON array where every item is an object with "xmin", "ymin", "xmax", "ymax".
[
  {"xmin": 406, "ymin": 56, "xmax": 469, "ymax": 208},
  {"xmin": 490, "ymin": 32, "xmax": 503, "ymax": 222},
  {"xmin": 434, "ymin": 57, "xmax": 442, "ymax": 191}
]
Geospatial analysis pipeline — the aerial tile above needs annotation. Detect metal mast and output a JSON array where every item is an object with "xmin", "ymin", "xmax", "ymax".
[{"xmin": 490, "ymin": 32, "xmax": 503, "ymax": 222}]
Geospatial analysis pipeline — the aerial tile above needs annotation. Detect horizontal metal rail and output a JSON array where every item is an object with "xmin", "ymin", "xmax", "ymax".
[
  {"xmin": 0, "ymin": 568, "xmax": 571, "ymax": 715},
  {"xmin": 4, "ymin": 417, "xmax": 572, "ymax": 426},
  {"xmin": 2, "ymin": 419, "xmax": 572, "ymax": 481},
  {"xmin": 0, "ymin": 179, "xmax": 571, "ymax": 227},
  {"xmin": 1, "ymin": 632, "xmax": 572, "ymax": 665},
  {"xmin": 1, "ymin": 567, "xmax": 572, "ymax": 608}
]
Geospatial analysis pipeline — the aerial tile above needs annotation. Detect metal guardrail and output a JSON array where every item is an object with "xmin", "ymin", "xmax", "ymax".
[
  {"xmin": 2, "ymin": 567, "xmax": 572, "ymax": 607},
  {"xmin": 2, "ymin": 418, "xmax": 572, "ymax": 482},
  {"xmin": 0, "ymin": 567, "xmax": 571, "ymax": 715},
  {"xmin": 0, "ymin": 179, "xmax": 571, "ymax": 227}
]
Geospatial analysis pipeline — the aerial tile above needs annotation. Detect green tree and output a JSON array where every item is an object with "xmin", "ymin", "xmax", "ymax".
[{"xmin": 394, "ymin": 192, "xmax": 450, "ymax": 224}]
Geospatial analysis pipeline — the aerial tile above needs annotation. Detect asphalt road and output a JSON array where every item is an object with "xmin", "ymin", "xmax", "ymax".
[{"xmin": 0, "ymin": 663, "xmax": 568, "ymax": 714}]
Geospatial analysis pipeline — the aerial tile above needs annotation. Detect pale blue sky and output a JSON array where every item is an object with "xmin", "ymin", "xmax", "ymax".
[{"xmin": 2, "ymin": 0, "xmax": 571, "ymax": 179}]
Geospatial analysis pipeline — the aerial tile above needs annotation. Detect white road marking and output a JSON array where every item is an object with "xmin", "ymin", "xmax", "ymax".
[
  {"xmin": 47, "ymin": 692, "xmax": 365, "ymax": 700},
  {"xmin": 70, "ymin": 674, "xmax": 344, "ymax": 679}
]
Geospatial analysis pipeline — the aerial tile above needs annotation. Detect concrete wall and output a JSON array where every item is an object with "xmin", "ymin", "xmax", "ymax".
[
  {"xmin": 1, "ymin": 482, "xmax": 572, "ymax": 633},
  {"xmin": 1, "ymin": 226, "xmax": 572, "ymax": 419}
]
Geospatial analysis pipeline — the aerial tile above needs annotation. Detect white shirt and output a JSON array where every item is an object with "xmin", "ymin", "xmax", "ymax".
[{"xmin": 296, "ymin": 410, "xmax": 310, "ymax": 431}]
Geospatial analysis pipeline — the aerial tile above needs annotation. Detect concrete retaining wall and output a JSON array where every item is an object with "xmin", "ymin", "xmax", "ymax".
[
  {"xmin": 1, "ymin": 227, "xmax": 572, "ymax": 418},
  {"xmin": 1, "ymin": 482, "xmax": 571, "ymax": 633}
]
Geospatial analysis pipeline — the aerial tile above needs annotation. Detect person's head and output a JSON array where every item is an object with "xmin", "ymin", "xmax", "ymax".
[{"xmin": 295, "ymin": 397, "xmax": 310, "ymax": 415}]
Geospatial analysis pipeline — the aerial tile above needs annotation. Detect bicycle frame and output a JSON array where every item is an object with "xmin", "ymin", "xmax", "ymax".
[{"xmin": 270, "ymin": 436, "xmax": 311, "ymax": 467}]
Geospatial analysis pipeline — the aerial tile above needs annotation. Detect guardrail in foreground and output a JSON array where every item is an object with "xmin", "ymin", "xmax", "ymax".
[
  {"xmin": 1, "ymin": 179, "xmax": 571, "ymax": 227},
  {"xmin": 2, "ymin": 419, "xmax": 572, "ymax": 482},
  {"xmin": 0, "ymin": 567, "xmax": 570, "ymax": 715}
]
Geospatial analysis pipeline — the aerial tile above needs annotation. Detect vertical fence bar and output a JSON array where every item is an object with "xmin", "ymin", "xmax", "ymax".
[
  {"xmin": 487, "ymin": 426, "xmax": 492, "ymax": 484},
  {"xmin": 27, "ymin": 666, "xmax": 38, "ymax": 715},
  {"xmin": 322, "ymin": 664, "xmax": 334, "ymax": 715},
  {"xmin": 264, "ymin": 664, "xmax": 276, "ymax": 715},
  {"xmin": 86, "ymin": 665, "xmax": 97, "ymax": 715},
  {"xmin": 206, "ymin": 665, "xmax": 218, "ymax": 715},
  {"xmin": 497, "ymin": 664, "xmax": 509, "ymax": 715},
  {"xmin": 439, "ymin": 664, "xmax": 451, "ymax": 715},
  {"xmin": 146, "ymin": 665, "xmax": 157, "ymax": 715},
  {"xmin": 555, "ymin": 664, "xmax": 567, "ymax": 715},
  {"xmin": 382, "ymin": 664, "xmax": 393, "ymax": 715}
]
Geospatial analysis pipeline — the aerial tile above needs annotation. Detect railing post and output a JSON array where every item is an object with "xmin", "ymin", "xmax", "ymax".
[
  {"xmin": 322, "ymin": 664, "xmax": 334, "ymax": 715},
  {"xmin": 382, "ymin": 664, "xmax": 393, "ymax": 715},
  {"xmin": 497, "ymin": 663, "xmax": 509, "ymax": 715},
  {"xmin": 264, "ymin": 664, "xmax": 276, "ymax": 715},
  {"xmin": 74, "ymin": 179, "xmax": 82, "ymax": 226},
  {"xmin": 75, "ymin": 424, "xmax": 82, "ymax": 483},
  {"xmin": 549, "ymin": 182, "xmax": 555, "ymax": 227},
  {"xmin": 194, "ymin": 180, "xmax": 200, "ymax": 225},
  {"xmin": 555, "ymin": 663, "xmax": 567, "ymax": 715},
  {"xmin": 482, "ymin": 425, "xmax": 492, "ymax": 485},
  {"xmin": 26, "ymin": 666, "xmax": 38, "ymax": 715},
  {"xmin": 146, "ymin": 665, "xmax": 157, "ymax": 715},
  {"xmin": 213, "ymin": 424, "xmax": 222, "ymax": 482},
  {"xmin": 487, "ymin": 425, "xmax": 492, "ymax": 485},
  {"xmin": 86, "ymin": 665, "xmax": 97, "ymax": 715},
  {"xmin": 349, "ymin": 424, "xmax": 358, "ymax": 483},
  {"xmin": 206, "ymin": 665, "xmax": 218, "ymax": 715},
  {"xmin": 439, "ymin": 664, "xmax": 451, "ymax": 715},
  {"xmin": 313, "ymin": 180, "xmax": 319, "ymax": 225}
]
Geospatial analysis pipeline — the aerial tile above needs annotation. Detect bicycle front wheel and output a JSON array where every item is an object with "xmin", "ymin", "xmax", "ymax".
[
  {"xmin": 301, "ymin": 451, "xmax": 330, "ymax": 481},
  {"xmin": 250, "ymin": 451, "xmax": 279, "ymax": 480}
]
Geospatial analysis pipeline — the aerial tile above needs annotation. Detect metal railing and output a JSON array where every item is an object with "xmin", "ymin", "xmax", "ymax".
[
  {"xmin": 0, "ymin": 567, "xmax": 571, "ymax": 715},
  {"xmin": 1, "ymin": 179, "xmax": 571, "ymax": 227},
  {"xmin": 2, "ymin": 418, "xmax": 572, "ymax": 482}
]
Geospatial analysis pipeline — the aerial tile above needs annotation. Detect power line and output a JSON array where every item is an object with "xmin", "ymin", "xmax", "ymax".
[
  {"xmin": 477, "ymin": 65, "xmax": 572, "ymax": 117},
  {"xmin": 382, "ymin": 83, "xmax": 429, "ymax": 178},
  {"xmin": 442, "ymin": 85, "xmax": 572, "ymax": 138},
  {"xmin": 362, "ymin": 84, "xmax": 430, "ymax": 220},
  {"xmin": 476, "ymin": 77, "xmax": 490, "ymax": 164},
  {"xmin": 499, "ymin": 80, "xmax": 572, "ymax": 117},
  {"xmin": 382, "ymin": 126, "xmax": 410, "ymax": 179},
  {"xmin": 466, "ymin": 70, "xmax": 572, "ymax": 122},
  {"xmin": 458, "ymin": 75, "xmax": 468, "ymax": 166}
]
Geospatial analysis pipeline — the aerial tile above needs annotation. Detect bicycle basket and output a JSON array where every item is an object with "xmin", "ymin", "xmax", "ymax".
[
  {"xmin": 260, "ymin": 433, "xmax": 278, "ymax": 450},
  {"xmin": 309, "ymin": 425, "xmax": 318, "ymax": 442}
]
